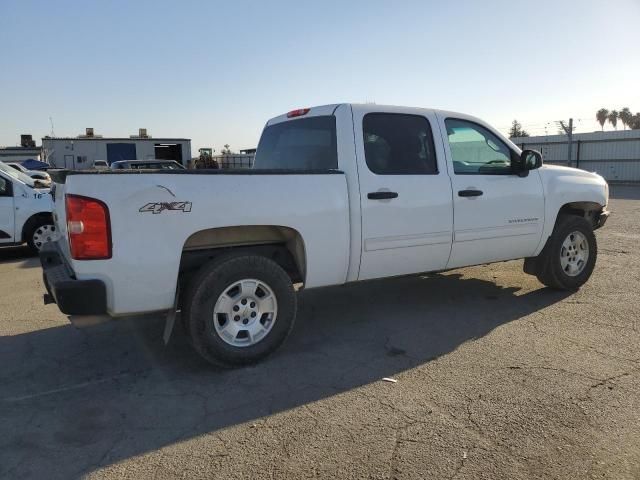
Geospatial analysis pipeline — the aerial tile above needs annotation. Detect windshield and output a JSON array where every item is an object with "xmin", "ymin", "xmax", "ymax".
[{"xmin": 0, "ymin": 161, "xmax": 35, "ymax": 187}]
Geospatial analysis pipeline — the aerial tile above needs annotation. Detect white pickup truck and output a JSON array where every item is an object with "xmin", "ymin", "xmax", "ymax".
[{"xmin": 40, "ymin": 104, "xmax": 609, "ymax": 367}]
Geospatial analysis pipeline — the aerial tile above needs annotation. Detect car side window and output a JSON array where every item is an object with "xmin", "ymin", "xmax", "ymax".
[
  {"xmin": 363, "ymin": 113, "xmax": 438, "ymax": 175},
  {"xmin": 0, "ymin": 176, "xmax": 12, "ymax": 197},
  {"xmin": 445, "ymin": 119, "xmax": 515, "ymax": 175}
]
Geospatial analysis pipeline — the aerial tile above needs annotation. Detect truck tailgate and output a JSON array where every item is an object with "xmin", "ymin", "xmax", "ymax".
[{"xmin": 50, "ymin": 181, "xmax": 72, "ymax": 263}]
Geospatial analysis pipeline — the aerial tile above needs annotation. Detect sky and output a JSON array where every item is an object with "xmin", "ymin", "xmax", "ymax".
[{"xmin": 1, "ymin": 0, "xmax": 639, "ymax": 153}]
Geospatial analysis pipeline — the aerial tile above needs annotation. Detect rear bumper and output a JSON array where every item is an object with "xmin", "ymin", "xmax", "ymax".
[
  {"xmin": 40, "ymin": 242, "xmax": 107, "ymax": 315},
  {"xmin": 595, "ymin": 209, "xmax": 610, "ymax": 229}
]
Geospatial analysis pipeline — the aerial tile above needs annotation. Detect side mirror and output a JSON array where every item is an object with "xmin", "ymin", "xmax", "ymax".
[{"xmin": 520, "ymin": 149, "xmax": 543, "ymax": 171}]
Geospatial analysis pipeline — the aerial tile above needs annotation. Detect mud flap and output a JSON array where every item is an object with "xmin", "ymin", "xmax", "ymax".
[
  {"xmin": 523, "ymin": 257, "xmax": 538, "ymax": 275},
  {"xmin": 163, "ymin": 285, "xmax": 180, "ymax": 345}
]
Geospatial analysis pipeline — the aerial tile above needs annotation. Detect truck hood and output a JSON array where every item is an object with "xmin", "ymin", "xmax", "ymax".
[
  {"xmin": 538, "ymin": 163, "xmax": 608, "ymax": 208},
  {"xmin": 539, "ymin": 164, "xmax": 603, "ymax": 180}
]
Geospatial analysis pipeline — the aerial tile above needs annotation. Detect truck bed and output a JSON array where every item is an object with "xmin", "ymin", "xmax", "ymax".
[
  {"xmin": 51, "ymin": 169, "xmax": 350, "ymax": 315},
  {"xmin": 49, "ymin": 168, "xmax": 345, "ymax": 183}
]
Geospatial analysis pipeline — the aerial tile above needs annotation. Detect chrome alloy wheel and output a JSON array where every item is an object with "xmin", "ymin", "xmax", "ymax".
[
  {"xmin": 32, "ymin": 224, "xmax": 58, "ymax": 251},
  {"xmin": 560, "ymin": 231, "xmax": 589, "ymax": 277},
  {"xmin": 212, "ymin": 279, "xmax": 278, "ymax": 347}
]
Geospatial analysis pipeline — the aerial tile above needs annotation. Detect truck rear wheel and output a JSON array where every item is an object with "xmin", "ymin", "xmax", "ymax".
[
  {"xmin": 532, "ymin": 215, "xmax": 597, "ymax": 291},
  {"xmin": 183, "ymin": 255, "xmax": 297, "ymax": 367}
]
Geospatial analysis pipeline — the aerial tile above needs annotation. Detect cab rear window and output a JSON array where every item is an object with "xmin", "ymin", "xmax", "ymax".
[{"xmin": 254, "ymin": 116, "xmax": 338, "ymax": 170}]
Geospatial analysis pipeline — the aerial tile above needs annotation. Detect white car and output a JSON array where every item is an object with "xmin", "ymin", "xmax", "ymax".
[
  {"xmin": 0, "ymin": 161, "xmax": 58, "ymax": 253},
  {"xmin": 40, "ymin": 103, "xmax": 609, "ymax": 367},
  {"xmin": 93, "ymin": 160, "xmax": 109, "ymax": 170},
  {"xmin": 6, "ymin": 162, "xmax": 51, "ymax": 183}
]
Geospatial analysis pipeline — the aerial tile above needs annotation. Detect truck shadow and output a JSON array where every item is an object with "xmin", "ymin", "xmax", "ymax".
[
  {"xmin": 0, "ymin": 271, "xmax": 570, "ymax": 478},
  {"xmin": 0, "ymin": 245, "xmax": 40, "ymax": 268}
]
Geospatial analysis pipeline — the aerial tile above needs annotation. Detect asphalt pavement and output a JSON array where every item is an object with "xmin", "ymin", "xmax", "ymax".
[{"xmin": 1, "ymin": 186, "xmax": 639, "ymax": 479}]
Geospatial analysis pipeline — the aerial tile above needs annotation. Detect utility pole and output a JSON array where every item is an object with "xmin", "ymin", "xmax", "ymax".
[{"xmin": 558, "ymin": 118, "xmax": 574, "ymax": 167}]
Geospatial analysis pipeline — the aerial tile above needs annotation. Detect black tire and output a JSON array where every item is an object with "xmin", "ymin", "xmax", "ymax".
[
  {"xmin": 26, "ymin": 216, "xmax": 56, "ymax": 254},
  {"xmin": 534, "ymin": 215, "xmax": 597, "ymax": 290},
  {"xmin": 183, "ymin": 254, "xmax": 297, "ymax": 367}
]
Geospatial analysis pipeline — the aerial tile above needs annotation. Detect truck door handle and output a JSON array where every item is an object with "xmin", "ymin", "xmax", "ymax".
[
  {"xmin": 458, "ymin": 189, "xmax": 483, "ymax": 197},
  {"xmin": 368, "ymin": 191, "xmax": 398, "ymax": 200}
]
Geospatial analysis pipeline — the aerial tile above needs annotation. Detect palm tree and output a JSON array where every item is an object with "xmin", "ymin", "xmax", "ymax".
[
  {"xmin": 596, "ymin": 108, "xmax": 608, "ymax": 131},
  {"xmin": 619, "ymin": 107, "xmax": 632, "ymax": 130},
  {"xmin": 608, "ymin": 110, "xmax": 619, "ymax": 130}
]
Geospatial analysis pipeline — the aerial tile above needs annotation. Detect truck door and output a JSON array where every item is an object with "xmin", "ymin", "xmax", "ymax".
[
  {"xmin": 438, "ymin": 115, "xmax": 545, "ymax": 268},
  {"xmin": 352, "ymin": 106, "xmax": 454, "ymax": 280},
  {"xmin": 0, "ymin": 175, "xmax": 15, "ymax": 243}
]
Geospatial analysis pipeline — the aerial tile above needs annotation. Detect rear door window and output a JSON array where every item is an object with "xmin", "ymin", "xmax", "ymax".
[
  {"xmin": 254, "ymin": 116, "xmax": 338, "ymax": 170},
  {"xmin": 362, "ymin": 113, "xmax": 438, "ymax": 175}
]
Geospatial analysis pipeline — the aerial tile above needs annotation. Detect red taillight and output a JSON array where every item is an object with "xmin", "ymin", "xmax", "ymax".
[
  {"xmin": 65, "ymin": 194, "xmax": 112, "ymax": 260},
  {"xmin": 287, "ymin": 108, "xmax": 310, "ymax": 118}
]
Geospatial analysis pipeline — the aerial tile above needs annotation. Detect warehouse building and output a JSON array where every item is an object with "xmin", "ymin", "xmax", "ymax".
[
  {"xmin": 512, "ymin": 130, "xmax": 640, "ymax": 182},
  {"xmin": 0, "ymin": 135, "xmax": 41, "ymax": 162},
  {"xmin": 42, "ymin": 128, "xmax": 191, "ymax": 169}
]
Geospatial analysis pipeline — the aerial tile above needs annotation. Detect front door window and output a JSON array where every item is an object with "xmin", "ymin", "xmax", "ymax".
[{"xmin": 445, "ymin": 119, "xmax": 515, "ymax": 175}]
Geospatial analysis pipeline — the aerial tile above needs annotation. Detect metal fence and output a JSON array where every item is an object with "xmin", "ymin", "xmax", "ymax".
[
  {"xmin": 512, "ymin": 130, "xmax": 640, "ymax": 182},
  {"xmin": 214, "ymin": 154, "xmax": 254, "ymax": 169}
]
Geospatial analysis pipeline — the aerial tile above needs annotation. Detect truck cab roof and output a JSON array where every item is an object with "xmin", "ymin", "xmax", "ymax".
[
  {"xmin": 267, "ymin": 103, "xmax": 478, "ymax": 124},
  {"xmin": 265, "ymin": 103, "xmax": 521, "ymax": 154}
]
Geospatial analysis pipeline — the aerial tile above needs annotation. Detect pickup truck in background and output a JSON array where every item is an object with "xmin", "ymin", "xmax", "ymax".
[
  {"xmin": 0, "ymin": 161, "xmax": 58, "ymax": 253},
  {"xmin": 40, "ymin": 104, "xmax": 609, "ymax": 367}
]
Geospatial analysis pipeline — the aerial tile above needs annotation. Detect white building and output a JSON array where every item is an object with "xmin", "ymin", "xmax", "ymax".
[{"xmin": 42, "ymin": 128, "xmax": 191, "ymax": 169}]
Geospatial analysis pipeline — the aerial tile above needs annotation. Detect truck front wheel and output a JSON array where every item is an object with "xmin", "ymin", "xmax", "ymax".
[
  {"xmin": 183, "ymin": 255, "xmax": 297, "ymax": 367},
  {"xmin": 532, "ymin": 215, "xmax": 598, "ymax": 291},
  {"xmin": 26, "ymin": 216, "xmax": 58, "ymax": 254}
]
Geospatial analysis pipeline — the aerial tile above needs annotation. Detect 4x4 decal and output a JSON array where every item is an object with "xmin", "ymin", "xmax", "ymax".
[{"xmin": 139, "ymin": 202, "xmax": 192, "ymax": 214}]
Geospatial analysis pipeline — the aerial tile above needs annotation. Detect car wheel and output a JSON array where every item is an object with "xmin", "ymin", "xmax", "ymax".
[
  {"xmin": 534, "ymin": 215, "xmax": 597, "ymax": 290},
  {"xmin": 27, "ymin": 217, "xmax": 59, "ymax": 254},
  {"xmin": 183, "ymin": 254, "xmax": 297, "ymax": 367}
]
